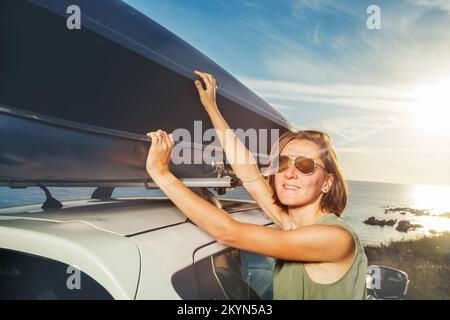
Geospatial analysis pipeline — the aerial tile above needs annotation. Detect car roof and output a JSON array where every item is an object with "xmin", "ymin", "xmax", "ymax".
[{"xmin": 0, "ymin": 196, "xmax": 263, "ymax": 236}]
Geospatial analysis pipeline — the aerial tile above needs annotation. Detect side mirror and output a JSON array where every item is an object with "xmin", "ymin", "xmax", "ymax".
[{"xmin": 366, "ymin": 265, "xmax": 409, "ymax": 300}]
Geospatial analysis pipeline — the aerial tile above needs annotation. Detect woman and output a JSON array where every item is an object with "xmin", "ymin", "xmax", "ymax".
[{"xmin": 145, "ymin": 70, "xmax": 367, "ymax": 300}]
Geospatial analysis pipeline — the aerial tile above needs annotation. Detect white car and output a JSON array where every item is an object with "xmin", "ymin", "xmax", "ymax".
[
  {"xmin": 0, "ymin": 190, "xmax": 409, "ymax": 300},
  {"xmin": 0, "ymin": 194, "xmax": 276, "ymax": 300}
]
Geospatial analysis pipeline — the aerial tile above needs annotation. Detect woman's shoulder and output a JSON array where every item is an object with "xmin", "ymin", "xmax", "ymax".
[
  {"xmin": 315, "ymin": 212, "xmax": 344, "ymax": 224},
  {"xmin": 314, "ymin": 215, "xmax": 367, "ymax": 270},
  {"xmin": 317, "ymin": 213, "xmax": 363, "ymax": 247},
  {"xmin": 317, "ymin": 213, "xmax": 353, "ymax": 228}
]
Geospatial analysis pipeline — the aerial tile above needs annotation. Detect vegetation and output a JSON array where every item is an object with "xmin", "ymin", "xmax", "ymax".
[{"xmin": 364, "ymin": 232, "xmax": 450, "ymax": 299}]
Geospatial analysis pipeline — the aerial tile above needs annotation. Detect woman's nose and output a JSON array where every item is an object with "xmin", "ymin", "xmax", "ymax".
[{"xmin": 284, "ymin": 161, "xmax": 298, "ymax": 179}]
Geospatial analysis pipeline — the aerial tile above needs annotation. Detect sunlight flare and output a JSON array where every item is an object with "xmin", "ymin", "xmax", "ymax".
[{"xmin": 410, "ymin": 79, "xmax": 450, "ymax": 134}]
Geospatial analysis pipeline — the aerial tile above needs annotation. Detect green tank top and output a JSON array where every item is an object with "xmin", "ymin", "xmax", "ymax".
[{"xmin": 273, "ymin": 213, "xmax": 368, "ymax": 300}]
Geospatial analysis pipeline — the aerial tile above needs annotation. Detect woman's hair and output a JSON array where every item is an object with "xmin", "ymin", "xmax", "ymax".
[{"xmin": 266, "ymin": 130, "xmax": 348, "ymax": 216}]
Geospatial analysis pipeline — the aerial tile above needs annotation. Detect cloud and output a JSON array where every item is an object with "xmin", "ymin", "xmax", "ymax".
[
  {"xmin": 245, "ymin": 0, "xmax": 450, "ymax": 87},
  {"xmin": 240, "ymin": 77, "xmax": 417, "ymax": 113},
  {"xmin": 312, "ymin": 24, "xmax": 321, "ymax": 44},
  {"xmin": 239, "ymin": 75, "xmax": 450, "ymax": 155},
  {"xmin": 406, "ymin": 0, "xmax": 450, "ymax": 12},
  {"xmin": 271, "ymin": 103, "xmax": 293, "ymax": 111},
  {"xmin": 233, "ymin": 1, "xmax": 450, "ymax": 160},
  {"xmin": 336, "ymin": 147, "xmax": 450, "ymax": 155},
  {"xmin": 337, "ymin": 146, "xmax": 450, "ymax": 185},
  {"xmin": 291, "ymin": 0, "xmax": 364, "ymax": 19}
]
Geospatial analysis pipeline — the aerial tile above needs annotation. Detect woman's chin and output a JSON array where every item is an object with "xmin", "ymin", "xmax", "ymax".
[{"xmin": 279, "ymin": 195, "xmax": 303, "ymax": 207}]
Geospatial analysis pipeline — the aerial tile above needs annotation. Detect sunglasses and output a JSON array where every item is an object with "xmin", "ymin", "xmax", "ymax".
[{"xmin": 277, "ymin": 155, "xmax": 327, "ymax": 175}]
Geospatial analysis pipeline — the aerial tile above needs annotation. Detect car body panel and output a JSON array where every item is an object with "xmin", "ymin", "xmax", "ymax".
[
  {"xmin": 0, "ymin": 196, "xmax": 273, "ymax": 299},
  {"xmin": 0, "ymin": 197, "xmax": 187, "ymax": 236},
  {"xmin": 0, "ymin": 217, "xmax": 140, "ymax": 299},
  {"xmin": 132, "ymin": 207, "xmax": 273, "ymax": 299}
]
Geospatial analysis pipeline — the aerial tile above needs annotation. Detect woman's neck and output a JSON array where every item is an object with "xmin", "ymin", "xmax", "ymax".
[{"xmin": 288, "ymin": 199, "xmax": 329, "ymax": 228}]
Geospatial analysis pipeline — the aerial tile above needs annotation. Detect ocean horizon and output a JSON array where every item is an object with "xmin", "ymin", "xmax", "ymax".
[{"xmin": 1, "ymin": 179, "xmax": 449, "ymax": 246}]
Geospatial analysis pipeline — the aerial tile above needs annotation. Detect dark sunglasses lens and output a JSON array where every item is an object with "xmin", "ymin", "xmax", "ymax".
[
  {"xmin": 277, "ymin": 156, "xmax": 290, "ymax": 172},
  {"xmin": 295, "ymin": 158, "xmax": 315, "ymax": 174}
]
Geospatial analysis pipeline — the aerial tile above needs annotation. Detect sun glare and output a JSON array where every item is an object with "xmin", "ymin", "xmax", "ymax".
[
  {"xmin": 408, "ymin": 184, "xmax": 450, "ymax": 233},
  {"xmin": 408, "ymin": 184, "xmax": 450, "ymax": 215},
  {"xmin": 410, "ymin": 80, "xmax": 450, "ymax": 135}
]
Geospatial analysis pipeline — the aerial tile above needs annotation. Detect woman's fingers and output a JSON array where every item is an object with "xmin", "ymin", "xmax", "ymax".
[
  {"xmin": 200, "ymin": 71, "xmax": 215, "ymax": 87},
  {"xmin": 147, "ymin": 131, "xmax": 162, "ymax": 148},
  {"xmin": 147, "ymin": 130, "xmax": 173, "ymax": 151},
  {"xmin": 203, "ymin": 72, "xmax": 218, "ymax": 92},
  {"xmin": 194, "ymin": 70, "xmax": 212, "ymax": 90},
  {"xmin": 194, "ymin": 80, "xmax": 205, "ymax": 93},
  {"xmin": 154, "ymin": 130, "xmax": 162, "ymax": 146},
  {"xmin": 145, "ymin": 130, "xmax": 173, "ymax": 176},
  {"xmin": 194, "ymin": 70, "xmax": 218, "ymax": 89},
  {"xmin": 205, "ymin": 73, "xmax": 215, "ymax": 85},
  {"xmin": 147, "ymin": 132, "xmax": 157, "ymax": 151},
  {"xmin": 161, "ymin": 131, "xmax": 170, "ymax": 150},
  {"xmin": 162, "ymin": 131, "xmax": 172, "ymax": 147},
  {"xmin": 147, "ymin": 131, "xmax": 157, "ymax": 142}
]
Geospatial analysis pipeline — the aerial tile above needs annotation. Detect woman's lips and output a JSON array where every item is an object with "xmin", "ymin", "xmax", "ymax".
[{"xmin": 283, "ymin": 184, "xmax": 300, "ymax": 191}]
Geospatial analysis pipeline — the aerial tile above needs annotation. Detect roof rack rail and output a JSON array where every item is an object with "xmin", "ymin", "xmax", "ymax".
[
  {"xmin": 3, "ymin": 177, "xmax": 242, "ymax": 189},
  {"xmin": 4, "ymin": 177, "xmax": 242, "ymax": 209},
  {"xmin": 145, "ymin": 177, "xmax": 241, "ymax": 189}
]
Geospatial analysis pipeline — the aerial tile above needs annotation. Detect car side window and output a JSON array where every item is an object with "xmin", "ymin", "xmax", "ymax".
[
  {"xmin": 172, "ymin": 248, "xmax": 275, "ymax": 300},
  {"xmin": 0, "ymin": 248, "xmax": 113, "ymax": 300},
  {"xmin": 212, "ymin": 249, "xmax": 275, "ymax": 300}
]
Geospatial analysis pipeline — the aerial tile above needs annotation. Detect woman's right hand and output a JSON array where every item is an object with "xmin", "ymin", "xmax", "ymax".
[{"xmin": 194, "ymin": 70, "xmax": 219, "ymax": 113}]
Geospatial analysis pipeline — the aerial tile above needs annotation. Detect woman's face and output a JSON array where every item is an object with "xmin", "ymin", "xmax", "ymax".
[{"xmin": 274, "ymin": 139, "xmax": 332, "ymax": 207}]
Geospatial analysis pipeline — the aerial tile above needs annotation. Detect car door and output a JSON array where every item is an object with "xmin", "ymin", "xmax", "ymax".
[{"xmin": 192, "ymin": 243, "xmax": 276, "ymax": 300}]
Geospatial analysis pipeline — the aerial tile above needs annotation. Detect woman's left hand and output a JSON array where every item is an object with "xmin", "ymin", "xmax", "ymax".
[{"xmin": 146, "ymin": 130, "xmax": 174, "ymax": 177}]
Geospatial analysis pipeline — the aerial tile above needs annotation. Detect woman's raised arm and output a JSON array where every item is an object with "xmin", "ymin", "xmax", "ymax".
[
  {"xmin": 194, "ymin": 71, "xmax": 291, "ymax": 229},
  {"xmin": 145, "ymin": 130, "xmax": 354, "ymax": 263}
]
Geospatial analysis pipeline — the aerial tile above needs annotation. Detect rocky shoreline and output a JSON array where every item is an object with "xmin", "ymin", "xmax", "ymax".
[
  {"xmin": 364, "ymin": 216, "xmax": 423, "ymax": 233},
  {"xmin": 383, "ymin": 206, "xmax": 450, "ymax": 218},
  {"xmin": 363, "ymin": 206, "xmax": 450, "ymax": 233}
]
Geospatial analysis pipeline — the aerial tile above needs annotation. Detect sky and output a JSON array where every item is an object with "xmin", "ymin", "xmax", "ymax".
[{"xmin": 123, "ymin": 0, "xmax": 450, "ymax": 186}]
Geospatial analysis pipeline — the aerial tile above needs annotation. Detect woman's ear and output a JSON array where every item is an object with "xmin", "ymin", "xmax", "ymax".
[{"xmin": 322, "ymin": 174, "xmax": 334, "ymax": 193}]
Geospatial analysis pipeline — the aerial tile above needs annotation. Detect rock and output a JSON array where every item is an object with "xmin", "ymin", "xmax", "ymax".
[
  {"xmin": 396, "ymin": 220, "xmax": 423, "ymax": 233},
  {"xmin": 384, "ymin": 207, "xmax": 431, "ymax": 216},
  {"xmin": 364, "ymin": 216, "xmax": 397, "ymax": 227}
]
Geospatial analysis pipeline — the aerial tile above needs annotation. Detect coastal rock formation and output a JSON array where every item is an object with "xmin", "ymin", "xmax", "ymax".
[
  {"xmin": 364, "ymin": 216, "xmax": 397, "ymax": 227},
  {"xmin": 396, "ymin": 220, "xmax": 423, "ymax": 233},
  {"xmin": 364, "ymin": 215, "xmax": 424, "ymax": 233},
  {"xmin": 384, "ymin": 207, "xmax": 430, "ymax": 216}
]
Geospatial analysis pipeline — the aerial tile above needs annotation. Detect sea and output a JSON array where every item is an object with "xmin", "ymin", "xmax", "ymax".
[{"xmin": 1, "ymin": 180, "xmax": 449, "ymax": 246}]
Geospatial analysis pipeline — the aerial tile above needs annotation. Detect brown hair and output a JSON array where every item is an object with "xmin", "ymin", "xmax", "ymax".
[{"xmin": 267, "ymin": 130, "xmax": 348, "ymax": 216}]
